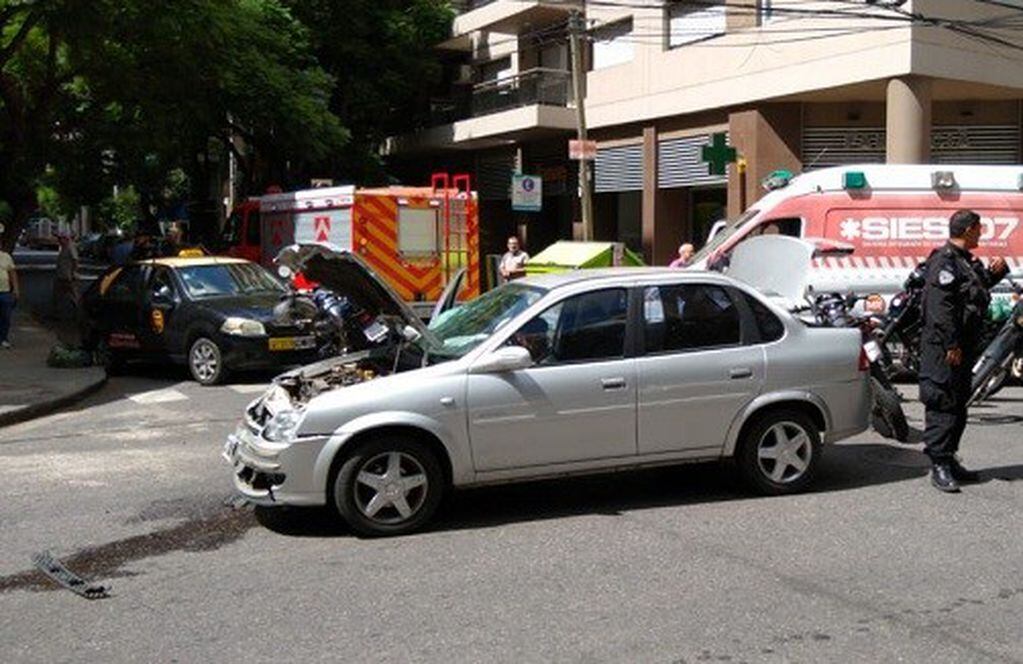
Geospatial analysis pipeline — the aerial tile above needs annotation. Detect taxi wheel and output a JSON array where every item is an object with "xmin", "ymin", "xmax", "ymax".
[
  {"xmin": 188, "ymin": 336, "xmax": 227, "ymax": 386},
  {"xmin": 95, "ymin": 340, "xmax": 125, "ymax": 376}
]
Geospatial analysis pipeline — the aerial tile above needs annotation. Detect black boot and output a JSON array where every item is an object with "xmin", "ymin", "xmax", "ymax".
[
  {"xmin": 949, "ymin": 458, "xmax": 980, "ymax": 483},
  {"xmin": 931, "ymin": 464, "xmax": 961, "ymax": 493}
]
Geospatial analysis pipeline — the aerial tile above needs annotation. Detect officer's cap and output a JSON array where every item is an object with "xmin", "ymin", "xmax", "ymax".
[{"xmin": 949, "ymin": 209, "xmax": 980, "ymax": 238}]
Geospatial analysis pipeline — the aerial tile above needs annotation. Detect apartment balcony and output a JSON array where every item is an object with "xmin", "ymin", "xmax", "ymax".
[
  {"xmin": 384, "ymin": 68, "xmax": 576, "ymax": 154},
  {"xmin": 451, "ymin": 1, "xmax": 573, "ymax": 38}
]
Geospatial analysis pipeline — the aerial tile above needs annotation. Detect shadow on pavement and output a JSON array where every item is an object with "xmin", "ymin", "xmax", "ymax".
[
  {"xmin": 981, "ymin": 464, "xmax": 1023, "ymax": 482},
  {"xmin": 256, "ymin": 442, "xmax": 930, "ymax": 540}
]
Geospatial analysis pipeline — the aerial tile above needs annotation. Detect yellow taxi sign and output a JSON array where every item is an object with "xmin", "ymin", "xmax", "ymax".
[{"xmin": 177, "ymin": 247, "xmax": 205, "ymax": 258}]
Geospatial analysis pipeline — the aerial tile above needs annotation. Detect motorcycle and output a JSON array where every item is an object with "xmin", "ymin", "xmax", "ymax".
[
  {"xmin": 273, "ymin": 267, "xmax": 390, "ymax": 359},
  {"xmin": 875, "ymin": 262, "xmax": 927, "ymax": 380},
  {"xmin": 799, "ymin": 290, "xmax": 910, "ymax": 443},
  {"xmin": 968, "ymin": 276, "xmax": 1023, "ymax": 405}
]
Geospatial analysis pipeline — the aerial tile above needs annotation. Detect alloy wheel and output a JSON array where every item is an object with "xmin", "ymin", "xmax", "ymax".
[
  {"xmin": 353, "ymin": 452, "xmax": 429, "ymax": 525},
  {"xmin": 756, "ymin": 421, "xmax": 813, "ymax": 484},
  {"xmin": 190, "ymin": 339, "xmax": 220, "ymax": 383}
]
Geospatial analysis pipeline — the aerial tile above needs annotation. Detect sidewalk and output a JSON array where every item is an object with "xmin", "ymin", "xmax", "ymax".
[{"xmin": 0, "ymin": 309, "xmax": 107, "ymax": 427}]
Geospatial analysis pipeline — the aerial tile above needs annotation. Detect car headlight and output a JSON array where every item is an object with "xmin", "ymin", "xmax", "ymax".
[
  {"xmin": 221, "ymin": 317, "xmax": 266, "ymax": 337},
  {"xmin": 263, "ymin": 409, "xmax": 303, "ymax": 442}
]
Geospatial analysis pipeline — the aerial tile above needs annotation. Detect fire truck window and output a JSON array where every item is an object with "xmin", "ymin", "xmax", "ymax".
[
  {"xmin": 398, "ymin": 207, "xmax": 440, "ymax": 255},
  {"xmin": 245, "ymin": 211, "xmax": 261, "ymax": 245}
]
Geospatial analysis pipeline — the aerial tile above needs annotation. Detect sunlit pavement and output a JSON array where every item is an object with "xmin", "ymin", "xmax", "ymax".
[{"xmin": 1, "ymin": 376, "xmax": 1021, "ymax": 662}]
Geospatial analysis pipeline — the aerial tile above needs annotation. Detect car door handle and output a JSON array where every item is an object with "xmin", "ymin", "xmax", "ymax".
[
  {"xmin": 729, "ymin": 367, "xmax": 753, "ymax": 379},
  {"xmin": 601, "ymin": 377, "xmax": 627, "ymax": 390}
]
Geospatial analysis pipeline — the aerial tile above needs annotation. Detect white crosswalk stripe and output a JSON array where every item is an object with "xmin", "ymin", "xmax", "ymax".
[
  {"xmin": 127, "ymin": 388, "xmax": 189, "ymax": 405},
  {"xmin": 229, "ymin": 384, "xmax": 269, "ymax": 394}
]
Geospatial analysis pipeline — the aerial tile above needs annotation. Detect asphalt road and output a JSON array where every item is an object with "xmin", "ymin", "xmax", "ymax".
[{"xmin": 1, "ymin": 370, "xmax": 1021, "ymax": 663}]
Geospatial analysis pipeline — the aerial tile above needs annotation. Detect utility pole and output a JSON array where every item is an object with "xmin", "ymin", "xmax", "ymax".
[{"xmin": 569, "ymin": 8, "xmax": 594, "ymax": 241}]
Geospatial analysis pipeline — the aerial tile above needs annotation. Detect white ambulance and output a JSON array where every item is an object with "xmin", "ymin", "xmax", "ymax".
[{"xmin": 692, "ymin": 164, "xmax": 1023, "ymax": 298}]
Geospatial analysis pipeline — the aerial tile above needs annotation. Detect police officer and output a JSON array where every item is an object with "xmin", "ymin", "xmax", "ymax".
[{"xmin": 919, "ymin": 209, "xmax": 1008, "ymax": 492}]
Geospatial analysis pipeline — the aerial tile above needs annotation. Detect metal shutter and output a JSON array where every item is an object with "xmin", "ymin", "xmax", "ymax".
[
  {"xmin": 658, "ymin": 134, "xmax": 729, "ymax": 188},
  {"xmin": 595, "ymin": 144, "xmax": 643, "ymax": 193},
  {"xmin": 803, "ymin": 125, "xmax": 1021, "ymax": 169},
  {"xmin": 476, "ymin": 152, "xmax": 516, "ymax": 200}
]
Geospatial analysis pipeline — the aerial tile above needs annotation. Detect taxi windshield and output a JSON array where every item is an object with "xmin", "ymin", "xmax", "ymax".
[
  {"xmin": 178, "ymin": 263, "xmax": 284, "ymax": 299},
  {"xmin": 692, "ymin": 208, "xmax": 760, "ymax": 262}
]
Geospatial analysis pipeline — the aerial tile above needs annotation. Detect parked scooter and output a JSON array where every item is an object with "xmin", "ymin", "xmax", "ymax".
[
  {"xmin": 798, "ymin": 290, "xmax": 910, "ymax": 442},
  {"xmin": 969, "ymin": 276, "xmax": 1023, "ymax": 405}
]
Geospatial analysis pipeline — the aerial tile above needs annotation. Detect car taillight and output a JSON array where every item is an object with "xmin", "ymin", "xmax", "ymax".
[{"xmin": 858, "ymin": 346, "xmax": 870, "ymax": 372}]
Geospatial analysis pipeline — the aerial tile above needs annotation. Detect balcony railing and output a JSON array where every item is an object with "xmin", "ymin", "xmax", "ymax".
[{"xmin": 470, "ymin": 68, "xmax": 571, "ymax": 116}]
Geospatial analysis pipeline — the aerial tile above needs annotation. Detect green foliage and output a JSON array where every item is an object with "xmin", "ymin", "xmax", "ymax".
[{"xmin": 97, "ymin": 186, "xmax": 140, "ymax": 231}]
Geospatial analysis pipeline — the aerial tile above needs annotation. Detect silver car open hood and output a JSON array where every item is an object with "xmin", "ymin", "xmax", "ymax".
[
  {"xmin": 274, "ymin": 243, "xmax": 429, "ymax": 337},
  {"xmin": 726, "ymin": 236, "xmax": 815, "ymax": 305}
]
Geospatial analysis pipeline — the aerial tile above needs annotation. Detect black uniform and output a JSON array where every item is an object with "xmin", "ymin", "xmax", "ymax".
[{"xmin": 919, "ymin": 242, "xmax": 1001, "ymax": 463}]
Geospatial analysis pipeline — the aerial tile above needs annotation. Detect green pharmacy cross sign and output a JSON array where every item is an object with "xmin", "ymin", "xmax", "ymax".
[{"xmin": 701, "ymin": 132, "xmax": 737, "ymax": 176}]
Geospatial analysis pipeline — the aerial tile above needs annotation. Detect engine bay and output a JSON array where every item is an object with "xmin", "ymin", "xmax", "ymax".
[{"xmin": 277, "ymin": 355, "xmax": 392, "ymax": 403}]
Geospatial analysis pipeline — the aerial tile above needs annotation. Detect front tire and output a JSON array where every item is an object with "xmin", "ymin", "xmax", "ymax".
[
  {"xmin": 333, "ymin": 437, "xmax": 444, "ymax": 537},
  {"xmin": 188, "ymin": 336, "xmax": 227, "ymax": 386},
  {"xmin": 737, "ymin": 409, "xmax": 822, "ymax": 495}
]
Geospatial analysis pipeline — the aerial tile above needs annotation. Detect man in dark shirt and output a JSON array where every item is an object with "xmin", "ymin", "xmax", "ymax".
[{"xmin": 919, "ymin": 209, "xmax": 1007, "ymax": 492}]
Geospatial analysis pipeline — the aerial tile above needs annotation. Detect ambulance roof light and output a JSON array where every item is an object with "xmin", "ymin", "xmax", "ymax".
[
  {"xmin": 761, "ymin": 170, "xmax": 793, "ymax": 191},
  {"xmin": 843, "ymin": 171, "xmax": 867, "ymax": 190},
  {"xmin": 931, "ymin": 170, "xmax": 956, "ymax": 189}
]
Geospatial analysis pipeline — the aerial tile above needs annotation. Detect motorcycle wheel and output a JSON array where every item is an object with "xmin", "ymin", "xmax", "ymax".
[
  {"xmin": 968, "ymin": 354, "xmax": 1011, "ymax": 406},
  {"xmin": 870, "ymin": 377, "xmax": 909, "ymax": 443},
  {"xmin": 1011, "ymin": 355, "xmax": 1023, "ymax": 382}
]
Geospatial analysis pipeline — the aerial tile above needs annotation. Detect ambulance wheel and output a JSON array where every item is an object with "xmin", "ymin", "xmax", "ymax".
[{"xmin": 188, "ymin": 337, "xmax": 227, "ymax": 386}]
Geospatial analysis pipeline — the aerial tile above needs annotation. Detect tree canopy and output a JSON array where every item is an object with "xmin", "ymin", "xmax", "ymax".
[{"xmin": 0, "ymin": 0, "xmax": 453, "ymax": 249}]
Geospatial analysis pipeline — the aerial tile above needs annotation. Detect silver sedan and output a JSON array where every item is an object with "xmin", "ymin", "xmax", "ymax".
[{"xmin": 225, "ymin": 250, "xmax": 870, "ymax": 537}]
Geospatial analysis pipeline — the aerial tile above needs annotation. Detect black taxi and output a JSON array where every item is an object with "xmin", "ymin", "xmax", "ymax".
[{"xmin": 81, "ymin": 256, "xmax": 316, "ymax": 385}]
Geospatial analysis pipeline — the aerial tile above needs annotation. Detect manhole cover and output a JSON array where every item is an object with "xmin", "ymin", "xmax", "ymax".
[{"xmin": 861, "ymin": 446, "xmax": 931, "ymax": 469}]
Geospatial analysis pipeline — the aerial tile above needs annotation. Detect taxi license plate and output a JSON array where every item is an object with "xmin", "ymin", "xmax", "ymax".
[{"xmin": 268, "ymin": 336, "xmax": 315, "ymax": 352}]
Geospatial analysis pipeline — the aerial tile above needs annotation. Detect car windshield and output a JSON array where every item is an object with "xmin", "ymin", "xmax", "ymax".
[
  {"xmin": 426, "ymin": 283, "xmax": 546, "ymax": 359},
  {"xmin": 692, "ymin": 208, "xmax": 760, "ymax": 262},
  {"xmin": 178, "ymin": 263, "xmax": 284, "ymax": 299}
]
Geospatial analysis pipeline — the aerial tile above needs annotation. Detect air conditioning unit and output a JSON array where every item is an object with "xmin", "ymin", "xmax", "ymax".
[{"xmin": 453, "ymin": 64, "xmax": 474, "ymax": 85}]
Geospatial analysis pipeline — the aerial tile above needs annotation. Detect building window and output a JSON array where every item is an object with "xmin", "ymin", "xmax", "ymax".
[
  {"xmin": 478, "ymin": 56, "xmax": 512, "ymax": 84},
  {"xmin": 592, "ymin": 19, "xmax": 634, "ymax": 70},
  {"xmin": 666, "ymin": 1, "xmax": 727, "ymax": 49}
]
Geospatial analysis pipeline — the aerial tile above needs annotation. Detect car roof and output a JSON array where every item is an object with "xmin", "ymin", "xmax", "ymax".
[
  {"xmin": 139, "ymin": 256, "xmax": 251, "ymax": 268},
  {"xmin": 518, "ymin": 267, "xmax": 738, "ymax": 290}
]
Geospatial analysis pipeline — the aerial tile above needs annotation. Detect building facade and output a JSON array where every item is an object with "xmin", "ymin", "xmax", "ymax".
[{"xmin": 385, "ymin": 0, "xmax": 1023, "ymax": 265}]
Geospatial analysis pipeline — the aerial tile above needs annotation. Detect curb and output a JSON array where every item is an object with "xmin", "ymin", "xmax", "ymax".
[{"xmin": 0, "ymin": 372, "xmax": 108, "ymax": 429}]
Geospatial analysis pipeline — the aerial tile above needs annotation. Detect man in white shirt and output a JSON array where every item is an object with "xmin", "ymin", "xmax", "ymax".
[{"xmin": 499, "ymin": 236, "xmax": 529, "ymax": 281}]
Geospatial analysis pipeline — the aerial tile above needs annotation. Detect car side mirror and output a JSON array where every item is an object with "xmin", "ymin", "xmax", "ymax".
[
  {"xmin": 152, "ymin": 285, "xmax": 174, "ymax": 306},
  {"xmin": 469, "ymin": 345, "xmax": 533, "ymax": 374}
]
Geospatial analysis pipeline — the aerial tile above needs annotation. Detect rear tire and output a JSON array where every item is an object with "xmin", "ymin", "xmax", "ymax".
[
  {"xmin": 870, "ymin": 377, "xmax": 909, "ymax": 443},
  {"xmin": 333, "ymin": 437, "xmax": 444, "ymax": 537},
  {"xmin": 96, "ymin": 340, "xmax": 125, "ymax": 376},
  {"xmin": 736, "ymin": 409, "xmax": 822, "ymax": 495}
]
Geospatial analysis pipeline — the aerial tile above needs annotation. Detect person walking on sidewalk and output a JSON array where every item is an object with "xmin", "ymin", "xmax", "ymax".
[
  {"xmin": 0, "ymin": 223, "xmax": 21, "ymax": 348},
  {"xmin": 53, "ymin": 230, "xmax": 80, "ymax": 322}
]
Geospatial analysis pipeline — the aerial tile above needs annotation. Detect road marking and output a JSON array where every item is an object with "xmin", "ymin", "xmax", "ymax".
[
  {"xmin": 128, "ymin": 388, "xmax": 189, "ymax": 404},
  {"xmin": 229, "ymin": 384, "xmax": 268, "ymax": 394}
]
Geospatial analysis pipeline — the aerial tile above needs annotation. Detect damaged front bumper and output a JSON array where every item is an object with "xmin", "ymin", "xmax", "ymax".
[{"xmin": 222, "ymin": 419, "xmax": 329, "ymax": 507}]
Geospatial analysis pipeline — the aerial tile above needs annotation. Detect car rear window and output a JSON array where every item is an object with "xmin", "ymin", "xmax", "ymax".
[{"xmin": 643, "ymin": 284, "xmax": 741, "ymax": 353}]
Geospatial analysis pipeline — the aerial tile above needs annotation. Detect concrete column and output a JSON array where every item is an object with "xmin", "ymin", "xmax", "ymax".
[
  {"xmin": 642, "ymin": 126, "xmax": 658, "ymax": 263},
  {"xmin": 886, "ymin": 76, "xmax": 932, "ymax": 163},
  {"xmin": 727, "ymin": 104, "xmax": 802, "ymax": 218}
]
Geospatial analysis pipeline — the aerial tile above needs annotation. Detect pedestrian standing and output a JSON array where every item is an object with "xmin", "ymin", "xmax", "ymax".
[
  {"xmin": 53, "ymin": 230, "xmax": 80, "ymax": 322},
  {"xmin": 669, "ymin": 243, "xmax": 694, "ymax": 268},
  {"xmin": 919, "ymin": 209, "xmax": 1008, "ymax": 492},
  {"xmin": 500, "ymin": 236, "xmax": 529, "ymax": 281},
  {"xmin": 0, "ymin": 223, "xmax": 20, "ymax": 348}
]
